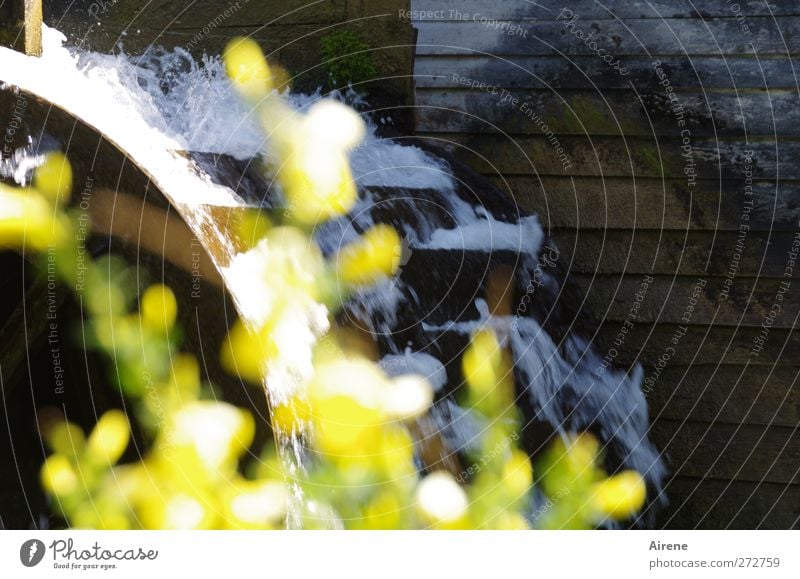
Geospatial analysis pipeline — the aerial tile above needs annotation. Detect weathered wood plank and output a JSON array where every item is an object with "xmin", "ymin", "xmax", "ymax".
[
  {"xmin": 0, "ymin": 272, "xmax": 65, "ymax": 398},
  {"xmin": 416, "ymin": 318, "xmax": 800, "ymax": 372},
  {"xmin": 44, "ymin": 22, "xmax": 310, "ymax": 60},
  {"xmin": 0, "ymin": 0, "xmax": 42, "ymax": 56},
  {"xmin": 653, "ymin": 477, "xmax": 800, "ymax": 529},
  {"xmin": 45, "ymin": 0, "xmax": 347, "ymax": 28},
  {"xmin": 647, "ymin": 365, "xmax": 799, "ymax": 427},
  {"xmin": 573, "ymin": 275, "xmax": 800, "ymax": 329},
  {"xmin": 492, "ymin": 176, "xmax": 800, "ymax": 231},
  {"xmin": 348, "ymin": 0, "xmax": 405, "ymax": 19},
  {"xmin": 411, "ymin": 1, "xmax": 800, "ymax": 20},
  {"xmin": 549, "ymin": 230, "xmax": 800, "ymax": 277},
  {"xmin": 413, "ymin": 305, "xmax": 800, "ymax": 367},
  {"xmin": 415, "ymin": 19, "xmax": 800, "ymax": 56},
  {"xmin": 396, "ymin": 251, "xmax": 799, "ymax": 328},
  {"xmin": 650, "ymin": 420, "xmax": 800, "ymax": 484},
  {"xmin": 421, "ymin": 133, "xmax": 797, "ymax": 179},
  {"xmin": 416, "ymin": 89, "xmax": 800, "ymax": 137},
  {"xmin": 416, "ymin": 55, "xmax": 800, "ymax": 90},
  {"xmin": 594, "ymin": 323, "xmax": 800, "ymax": 366}
]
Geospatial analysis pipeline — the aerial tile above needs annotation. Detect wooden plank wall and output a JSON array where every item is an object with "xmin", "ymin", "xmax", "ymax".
[
  {"xmin": 411, "ymin": 0, "xmax": 800, "ymax": 528},
  {"xmin": 43, "ymin": 1, "xmax": 414, "ymax": 107}
]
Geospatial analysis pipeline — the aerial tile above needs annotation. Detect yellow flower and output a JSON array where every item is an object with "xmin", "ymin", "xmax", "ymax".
[
  {"xmin": 266, "ymin": 226, "xmax": 326, "ymax": 298},
  {"xmin": 140, "ymin": 492, "xmax": 219, "ymax": 530},
  {"xmin": 236, "ymin": 209, "xmax": 271, "ymax": 249},
  {"xmin": 382, "ymin": 375, "xmax": 434, "ymax": 422},
  {"xmin": 73, "ymin": 503, "xmax": 131, "ymax": 530},
  {"xmin": 34, "ymin": 153, "xmax": 73, "ymax": 205},
  {"xmin": 462, "ymin": 329, "xmax": 503, "ymax": 395},
  {"xmin": 540, "ymin": 432, "xmax": 602, "ymax": 499},
  {"xmin": 280, "ymin": 149, "xmax": 358, "ymax": 224},
  {"xmin": 311, "ymin": 394, "xmax": 383, "ymax": 460},
  {"xmin": 307, "ymin": 359, "xmax": 388, "ymax": 460},
  {"xmin": 493, "ymin": 511, "xmax": 530, "ymax": 530},
  {"xmin": 85, "ymin": 410, "xmax": 130, "ymax": 467},
  {"xmin": 169, "ymin": 353, "xmax": 201, "ymax": 400},
  {"xmin": 109, "ymin": 463, "xmax": 151, "ymax": 507},
  {"xmin": 271, "ymin": 396, "xmax": 311, "ymax": 435},
  {"xmin": 362, "ymin": 490, "xmax": 402, "ymax": 529},
  {"xmin": 222, "ymin": 479, "xmax": 290, "ymax": 529},
  {"xmin": 502, "ymin": 450, "xmax": 533, "ymax": 497},
  {"xmin": 592, "ymin": 470, "xmax": 646, "ymax": 521},
  {"xmin": 270, "ymin": 100, "xmax": 366, "ymax": 224},
  {"xmin": 43, "ymin": 420, "xmax": 86, "ymax": 457},
  {"xmin": 224, "ymin": 37, "xmax": 273, "ymax": 101},
  {"xmin": 221, "ymin": 319, "xmax": 278, "ymax": 384},
  {"xmin": 140, "ymin": 284, "xmax": 178, "ymax": 332},
  {"xmin": 416, "ymin": 471, "xmax": 470, "ymax": 529},
  {"xmin": 41, "ymin": 454, "xmax": 79, "ymax": 497},
  {"xmin": 303, "ymin": 99, "xmax": 366, "ymax": 152},
  {"xmin": 165, "ymin": 402, "xmax": 255, "ymax": 477},
  {"xmin": 335, "ymin": 224, "xmax": 403, "ymax": 286},
  {"xmin": 375, "ymin": 426, "xmax": 416, "ymax": 478},
  {"xmin": 0, "ymin": 186, "xmax": 69, "ymax": 250}
]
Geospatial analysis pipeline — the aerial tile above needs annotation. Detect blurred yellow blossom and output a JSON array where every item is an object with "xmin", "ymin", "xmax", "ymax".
[
  {"xmin": 416, "ymin": 471, "xmax": 469, "ymax": 529},
  {"xmin": 501, "ymin": 449, "xmax": 533, "ymax": 498},
  {"xmin": 85, "ymin": 410, "xmax": 130, "ymax": 467},
  {"xmin": 0, "ymin": 186, "xmax": 69, "ymax": 250},
  {"xmin": 164, "ymin": 401, "xmax": 255, "ymax": 477},
  {"xmin": 462, "ymin": 329, "xmax": 503, "ymax": 396},
  {"xmin": 34, "ymin": 152, "xmax": 73, "ymax": 205},
  {"xmin": 221, "ymin": 319, "xmax": 278, "ymax": 383},
  {"xmin": 43, "ymin": 420, "xmax": 85, "ymax": 457},
  {"xmin": 222, "ymin": 478, "xmax": 290, "ymax": 529},
  {"xmin": 41, "ymin": 454, "xmax": 79, "ymax": 498},
  {"xmin": 592, "ymin": 470, "xmax": 647, "ymax": 521},
  {"xmin": 140, "ymin": 284, "xmax": 178, "ymax": 332},
  {"xmin": 224, "ymin": 37, "xmax": 273, "ymax": 101},
  {"xmin": 335, "ymin": 224, "xmax": 403, "ymax": 286}
]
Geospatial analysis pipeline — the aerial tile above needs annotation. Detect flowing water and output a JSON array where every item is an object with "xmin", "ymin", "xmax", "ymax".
[{"xmin": 0, "ymin": 26, "xmax": 667, "ymax": 525}]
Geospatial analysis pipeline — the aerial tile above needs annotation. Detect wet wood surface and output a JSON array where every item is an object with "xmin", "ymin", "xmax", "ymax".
[{"xmin": 0, "ymin": 0, "xmax": 43, "ymax": 56}]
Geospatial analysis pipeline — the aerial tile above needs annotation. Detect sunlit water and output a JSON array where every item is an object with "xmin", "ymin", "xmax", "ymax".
[{"xmin": 0, "ymin": 26, "xmax": 667, "ymax": 525}]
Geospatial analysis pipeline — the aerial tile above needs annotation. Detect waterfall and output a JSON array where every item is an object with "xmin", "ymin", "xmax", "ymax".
[{"xmin": 0, "ymin": 25, "xmax": 667, "ymax": 522}]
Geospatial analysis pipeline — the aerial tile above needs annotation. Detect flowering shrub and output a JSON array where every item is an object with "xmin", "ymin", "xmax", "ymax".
[{"xmin": 0, "ymin": 37, "xmax": 648, "ymax": 529}]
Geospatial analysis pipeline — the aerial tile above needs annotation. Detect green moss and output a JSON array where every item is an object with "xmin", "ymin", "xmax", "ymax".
[
  {"xmin": 0, "ymin": 19, "xmax": 23, "ymax": 51},
  {"xmin": 319, "ymin": 29, "xmax": 378, "ymax": 92},
  {"xmin": 556, "ymin": 96, "xmax": 639, "ymax": 135},
  {"xmin": 638, "ymin": 144, "xmax": 666, "ymax": 176}
]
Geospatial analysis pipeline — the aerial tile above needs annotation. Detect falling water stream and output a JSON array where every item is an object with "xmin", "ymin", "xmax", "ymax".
[{"xmin": 0, "ymin": 26, "xmax": 667, "ymax": 525}]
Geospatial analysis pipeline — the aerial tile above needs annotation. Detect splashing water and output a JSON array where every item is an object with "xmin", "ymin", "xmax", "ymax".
[{"xmin": 0, "ymin": 26, "xmax": 666, "ymax": 521}]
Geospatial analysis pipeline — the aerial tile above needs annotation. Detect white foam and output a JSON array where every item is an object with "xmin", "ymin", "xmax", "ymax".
[
  {"xmin": 350, "ymin": 139, "xmax": 455, "ymax": 191},
  {"xmin": 380, "ymin": 349, "xmax": 448, "ymax": 392},
  {"xmin": 421, "ymin": 214, "xmax": 543, "ymax": 254},
  {"xmin": 0, "ymin": 26, "xmax": 244, "ymax": 208}
]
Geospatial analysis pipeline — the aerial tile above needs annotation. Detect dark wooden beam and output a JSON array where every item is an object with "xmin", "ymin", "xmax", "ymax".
[
  {"xmin": 0, "ymin": 272, "xmax": 65, "ymax": 398},
  {"xmin": 0, "ymin": 0, "xmax": 42, "ymax": 56}
]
